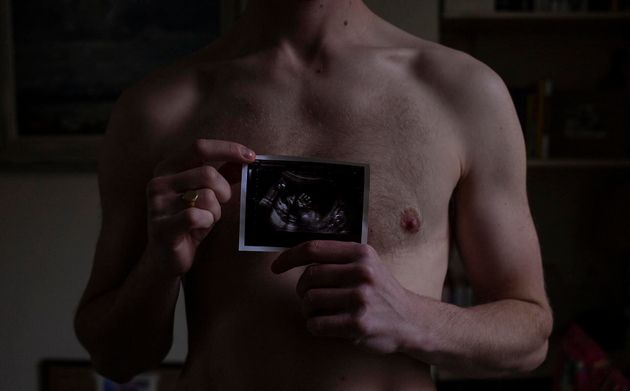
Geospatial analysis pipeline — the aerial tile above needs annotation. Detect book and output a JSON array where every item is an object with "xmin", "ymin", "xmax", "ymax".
[{"xmin": 509, "ymin": 78, "xmax": 554, "ymax": 158}]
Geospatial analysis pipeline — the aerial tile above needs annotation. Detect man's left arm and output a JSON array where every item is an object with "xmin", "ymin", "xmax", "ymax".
[
  {"xmin": 271, "ymin": 60, "xmax": 552, "ymax": 377},
  {"xmin": 396, "ymin": 61, "xmax": 554, "ymax": 376}
]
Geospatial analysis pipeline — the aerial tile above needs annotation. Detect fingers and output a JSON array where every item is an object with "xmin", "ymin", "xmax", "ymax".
[
  {"xmin": 149, "ymin": 188, "xmax": 221, "ymax": 219},
  {"xmin": 271, "ymin": 241, "xmax": 373, "ymax": 274},
  {"xmin": 149, "ymin": 165, "xmax": 232, "ymax": 203},
  {"xmin": 152, "ymin": 208, "xmax": 216, "ymax": 244},
  {"xmin": 155, "ymin": 139, "xmax": 256, "ymax": 176},
  {"xmin": 147, "ymin": 138, "xmax": 254, "ymax": 248},
  {"xmin": 306, "ymin": 313, "xmax": 367, "ymax": 339},
  {"xmin": 296, "ymin": 263, "xmax": 374, "ymax": 298},
  {"xmin": 302, "ymin": 287, "xmax": 367, "ymax": 318}
]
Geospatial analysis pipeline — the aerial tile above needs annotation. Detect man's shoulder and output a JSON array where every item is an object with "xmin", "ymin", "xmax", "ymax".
[
  {"xmin": 375, "ymin": 32, "xmax": 508, "ymax": 113},
  {"xmin": 404, "ymin": 39, "xmax": 505, "ymax": 103},
  {"xmin": 102, "ymin": 48, "xmax": 216, "ymax": 169},
  {"xmin": 401, "ymin": 40, "xmax": 522, "ymax": 175},
  {"xmin": 117, "ymin": 53, "xmax": 206, "ymax": 134},
  {"xmin": 408, "ymin": 41, "xmax": 515, "ymax": 129}
]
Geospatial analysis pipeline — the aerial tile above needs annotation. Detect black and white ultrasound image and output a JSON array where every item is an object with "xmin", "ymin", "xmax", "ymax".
[{"xmin": 242, "ymin": 158, "xmax": 368, "ymax": 251}]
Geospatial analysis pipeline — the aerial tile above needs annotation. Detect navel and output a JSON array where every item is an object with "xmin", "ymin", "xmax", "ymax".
[{"xmin": 400, "ymin": 207, "xmax": 421, "ymax": 234}]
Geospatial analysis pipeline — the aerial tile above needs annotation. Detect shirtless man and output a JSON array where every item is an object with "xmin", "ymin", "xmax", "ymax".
[{"xmin": 74, "ymin": 0, "xmax": 553, "ymax": 389}]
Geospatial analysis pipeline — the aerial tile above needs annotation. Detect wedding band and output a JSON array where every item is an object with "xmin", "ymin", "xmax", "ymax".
[{"xmin": 182, "ymin": 190, "xmax": 200, "ymax": 208}]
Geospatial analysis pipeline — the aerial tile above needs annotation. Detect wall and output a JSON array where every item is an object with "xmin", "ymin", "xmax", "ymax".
[
  {"xmin": 0, "ymin": 172, "xmax": 188, "ymax": 391},
  {"xmin": 366, "ymin": 0, "xmax": 439, "ymax": 41}
]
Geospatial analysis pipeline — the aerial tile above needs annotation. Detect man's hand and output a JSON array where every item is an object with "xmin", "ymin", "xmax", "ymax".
[
  {"xmin": 272, "ymin": 241, "xmax": 413, "ymax": 354},
  {"xmin": 146, "ymin": 139, "xmax": 256, "ymax": 277}
]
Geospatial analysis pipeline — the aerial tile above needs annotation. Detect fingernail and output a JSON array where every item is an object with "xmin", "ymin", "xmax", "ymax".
[{"xmin": 241, "ymin": 147, "xmax": 255, "ymax": 160}]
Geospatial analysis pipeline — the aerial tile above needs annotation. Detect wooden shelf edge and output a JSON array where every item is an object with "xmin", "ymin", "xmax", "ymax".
[
  {"xmin": 527, "ymin": 159, "xmax": 630, "ymax": 168},
  {"xmin": 443, "ymin": 11, "xmax": 630, "ymax": 20}
]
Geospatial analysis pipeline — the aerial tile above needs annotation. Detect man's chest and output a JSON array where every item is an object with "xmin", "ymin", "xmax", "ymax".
[{"xmin": 190, "ymin": 67, "xmax": 461, "ymax": 256}]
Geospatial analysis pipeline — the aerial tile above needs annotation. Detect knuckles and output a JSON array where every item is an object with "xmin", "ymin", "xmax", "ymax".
[
  {"xmin": 183, "ymin": 209, "xmax": 199, "ymax": 226},
  {"xmin": 353, "ymin": 285, "xmax": 371, "ymax": 306},
  {"xmin": 200, "ymin": 165, "xmax": 218, "ymax": 183},
  {"xmin": 147, "ymin": 194, "xmax": 166, "ymax": 214},
  {"xmin": 350, "ymin": 314, "xmax": 371, "ymax": 336},
  {"xmin": 353, "ymin": 264, "xmax": 375, "ymax": 284},
  {"xmin": 355, "ymin": 243, "xmax": 376, "ymax": 261},
  {"xmin": 303, "ymin": 290, "xmax": 317, "ymax": 306}
]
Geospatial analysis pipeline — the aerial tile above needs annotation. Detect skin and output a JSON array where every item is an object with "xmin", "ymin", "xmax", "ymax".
[{"xmin": 74, "ymin": 1, "xmax": 553, "ymax": 390}]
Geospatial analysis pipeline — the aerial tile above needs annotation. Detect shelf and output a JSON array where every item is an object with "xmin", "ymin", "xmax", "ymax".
[
  {"xmin": 527, "ymin": 159, "xmax": 630, "ymax": 168},
  {"xmin": 443, "ymin": 11, "xmax": 630, "ymax": 20},
  {"xmin": 441, "ymin": 11, "xmax": 630, "ymax": 33}
]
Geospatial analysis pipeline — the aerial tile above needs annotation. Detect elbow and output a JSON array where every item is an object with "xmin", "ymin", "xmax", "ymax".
[
  {"xmin": 74, "ymin": 316, "xmax": 137, "ymax": 383},
  {"xmin": 514, "ymin": 339, "xmax": 549, "ymax": 373},
  {"xmin": 511, "ymin": 307, "xmax": 554, "ymax": 374},
  {"xmin": 74, "ymin": 310, "xmax": 169, "ymax": 384}
]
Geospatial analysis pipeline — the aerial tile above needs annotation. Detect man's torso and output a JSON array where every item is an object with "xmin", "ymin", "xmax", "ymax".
[{"xmin": 141, "ymin": 31, "xmax": 466, "ymax": 391}]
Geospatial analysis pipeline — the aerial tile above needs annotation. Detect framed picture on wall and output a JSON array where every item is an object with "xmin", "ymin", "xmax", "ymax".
[
  {"xmin": 0, "ymin": 0, "xmax": 242, "ymax": 167},
  {"xmin": 39, "ymin": 360, "xmax": 183, "ymax": 391}
]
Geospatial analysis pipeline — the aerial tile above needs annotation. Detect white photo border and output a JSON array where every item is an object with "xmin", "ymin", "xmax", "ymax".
[{"xmin": 239, "ymin": 155, "xmax": 370, "ymax": 252}]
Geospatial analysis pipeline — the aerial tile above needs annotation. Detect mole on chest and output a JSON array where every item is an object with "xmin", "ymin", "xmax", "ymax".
[{"xmin": 400, "ymin": 207, "xmax": 422, "ymax": 234}]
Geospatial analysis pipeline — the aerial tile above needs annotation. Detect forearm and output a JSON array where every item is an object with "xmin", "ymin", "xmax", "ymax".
[
  {"xmin": 75, "ymin": 250, "xmax": 181, "ymax": 382},
  {"xmin": 398, "ymin": 293, "xmax": 552, "ymax": 377}
]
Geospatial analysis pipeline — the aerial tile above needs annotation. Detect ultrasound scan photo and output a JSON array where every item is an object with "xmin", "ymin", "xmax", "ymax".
[{"xmin": 239, "ymin": 156, "xmax": 370, "ymax": 252}]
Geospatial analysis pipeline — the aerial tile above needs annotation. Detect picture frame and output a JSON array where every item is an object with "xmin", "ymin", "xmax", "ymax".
[
  {"xmin": 0, "ymin": 0, "xmax": 243, "ymax": 169},
  {"xmin": 39, "ymin": 360, "xmax": 183, "ymax": 391}
]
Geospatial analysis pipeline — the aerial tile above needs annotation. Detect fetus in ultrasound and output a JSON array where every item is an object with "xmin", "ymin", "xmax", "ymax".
[{"xmin": 258, "ymin": 170, "xmax": 349, "ymax": 234}]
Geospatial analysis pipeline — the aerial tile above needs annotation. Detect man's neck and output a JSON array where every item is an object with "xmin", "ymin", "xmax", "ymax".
[{"xmin": 225, "ymin": 0, "xmax": 375, "ymax": 62}]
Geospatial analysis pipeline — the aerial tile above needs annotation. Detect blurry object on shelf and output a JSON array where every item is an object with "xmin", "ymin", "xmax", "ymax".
[
  {"xmin": 593, "ymin": 182, "xmax": 630, "ymax": 360},
  {"xmin": 586, "ymin": 0, "xmax": 630, "ymax": 10},
  {"xmin": 444, "ymin": 0, "xmax": 495, "ymax": 16},
  {"xmin": 509, "ymin": 78, "xmax": 553, "ymax": 159},
  {"xmin": 599, "ymin": 47, "xmax": 628, "ymax": 92},
  {"xmin": 496, "ymin": 0, "xmax": 569, "ymax": 11},
  {"xmin": 496, "ymin": 0, "xmax": 535, "ymax": 11},
  {"xmin": 536, "ymin": 79, "xmax": 553, "ymax": 159},
  {"xmin": 443, "ymin": 0, "xmax": 630, "ymax": 15},
  {"xmin": 568, "ymin": 0, "xmax": 588, "ymax": 11},
  {"xmin": 553, "ymin": 324, "xmax": 629, "ymax": 391},
  {"xmin": 549, "ymin": 89, "xmax": 629, "ymax": 158},
  {"xmin": 588, "ymin": 0, "xmax": 613, "ymax": 10},
  {"xmin": 596, "ymin": 182, "xmax": 630, "ymax": 254},
  {"xmin": 534, "ymin": 0, "xmax": 568, "ymax": 11}
]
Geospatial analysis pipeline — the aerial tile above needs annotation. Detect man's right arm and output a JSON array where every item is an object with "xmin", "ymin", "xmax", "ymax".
[
  {"xmin": 74, "ymin": 86, "xmax": 184, "ymax": 383},
  {"xmin": 74, "ymin": 85, "xmax": 255, "ymax": 383}
]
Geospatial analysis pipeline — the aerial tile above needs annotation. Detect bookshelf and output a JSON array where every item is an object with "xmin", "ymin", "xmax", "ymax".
[
  {"xmin": 442, "ymin": 11, "xmax": 630, "ymax": 34},
  {"xmin": 438, "ymin": 0, "xmax": 630, "ymax": 386},
  {"xmin": 443, "ymin": 10, "xmax": 630, "ymax": 19},
  {"xmin": 440, "ymin": 2, "xmax": 630, "ymax": 163}
]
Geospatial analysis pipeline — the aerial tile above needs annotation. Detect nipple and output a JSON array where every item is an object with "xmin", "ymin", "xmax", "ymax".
[{"xmin": 400, "ymin": 208, "xmax": 421, "ymax": 234}]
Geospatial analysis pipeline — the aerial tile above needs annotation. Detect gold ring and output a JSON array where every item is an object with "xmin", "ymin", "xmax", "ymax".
[{"xmin": 182, "ymin": 190, "xmax": 200, "ymax": 208}]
